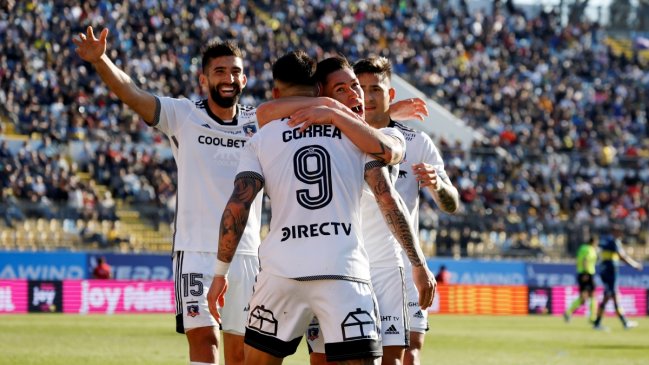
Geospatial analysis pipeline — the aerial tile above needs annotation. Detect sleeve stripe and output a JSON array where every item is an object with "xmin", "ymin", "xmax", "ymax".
[
  {"xmin": 365, "ymin": 160, "xmax": 387, "ymax": 171},
  {"xmin": 235, "ymin": 171, "xmax": 265, "ymax": 184},
  {"xmin": 150, "ymin": 96, "xmax": 162, "ymax": 127}
]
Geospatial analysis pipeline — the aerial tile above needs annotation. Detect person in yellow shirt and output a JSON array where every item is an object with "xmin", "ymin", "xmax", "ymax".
[{"xmin": 564, "ymin": 236, "xmax": 599, "ymax": 323}]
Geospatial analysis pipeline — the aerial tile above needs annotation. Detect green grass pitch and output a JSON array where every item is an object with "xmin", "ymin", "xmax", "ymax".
[{"xmin": 0, "ymin": 314, "xmax": 646, "ymax": 364}]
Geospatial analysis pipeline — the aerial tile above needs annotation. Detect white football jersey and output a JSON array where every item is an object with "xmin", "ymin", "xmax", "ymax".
[
  {"xmin": 237, "ymin": 119, "xmax": 377, "ymax": 281},
  {"xmin": 360, "ymin": 127, "xmax": 407, "ymax": 268},
  {"xmin": 153, "ymin": 97, "xmax": 262, "ymax": 255},
  {"xmin": 392, "ymin": 121, "xmax": 448, "ymax": 232}
]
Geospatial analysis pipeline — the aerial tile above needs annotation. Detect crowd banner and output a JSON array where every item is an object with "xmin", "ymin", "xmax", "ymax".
[
  {"xmin": 0, "ymin": 280, "xmax": 27, "ymax": 313},
  {"xmin": 62, "ymin": 280, "xmax": 175, "ymax": 314},
  {"xmin": 528, "ymin": 287, "xmax": 552, "ymax": 315},
  {"xmin": 0, "ymin": 252, "xmax": 86, "ymax": 280},
  {"xmin": 427, "ymin": 258, "xmax": 526, "ymax": 285},
  {"xmin": 430, "ymin": 284, "xmax": 528, "ymax": 315},
  {"xmin": 88, "ymin": 253, "xmax": 172, "ymax": 281},
  {"xmin": 551, "ymin": 286, "xmax": 647, "ymax": 317},
  {"xmin": 28, "ymin": 280, "xmax": 63, "ymax": 313},
  {"xmin": 527, "ymin": 262, "xmax": 649, "ymax": 289}
]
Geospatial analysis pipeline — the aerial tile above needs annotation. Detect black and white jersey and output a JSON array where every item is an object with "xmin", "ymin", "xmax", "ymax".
[
  {"xmin": 360, "ymin": 127, "xmax": 407, "ymax": 268},
  {"xmin": 237, "ymin": 118, "xmax": 377, "ymax": 282},
  {"xmin": 392, "ymin": 121, "xmax": 448, "ymax": 232},
  {"xmin": 153, "ymin": 97, "xmax": 262, "ymax": 254}
]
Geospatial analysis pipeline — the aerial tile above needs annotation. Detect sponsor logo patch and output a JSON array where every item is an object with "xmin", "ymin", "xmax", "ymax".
[{"xmin": 385, "ymin": 324, "xmax": 400, "ymax": 335}]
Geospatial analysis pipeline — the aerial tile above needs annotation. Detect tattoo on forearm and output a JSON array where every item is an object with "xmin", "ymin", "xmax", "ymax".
[
  {"xmin": 369, "ymin": 169, "xmax": 425, "ymax": 267},
  {"xmin": 436, "ymin": 177, "xmax": 459, "ymax": 213},
  {"xmin": 217, "ymin": 177, "xmax": 263, "ymax": 262}
]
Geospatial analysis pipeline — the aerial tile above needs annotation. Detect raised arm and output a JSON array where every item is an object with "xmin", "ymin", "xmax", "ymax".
[
  {"xmin": 256, "ymin": 96, "xmax": 333, "ymax": 126},
  {"xmin": 207, "ymin": 174, "xmax": 264, "ymax": 321},
  {"xmin": 73, "ymin": 26, "xmax": 157, "ymax": 125},
  {"xmin": 412, "ymin": 162, "xmax": 460, "ymax": 214},
  {"xmin": 364, "ymin": 164, "xmax": 436, "ymax": 308},
  {"xmin": 290, "ymin": 106, "xmax": 405, "ymax": 165}
]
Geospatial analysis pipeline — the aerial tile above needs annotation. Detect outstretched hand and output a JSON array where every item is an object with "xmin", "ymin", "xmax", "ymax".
[
  {"xmin": 207, "ymin": 276, "xmax": 228, "ymax": 323},
  {"xmin": 389, "ymin": 98, "xmax": 429, "ymax": 122},
  {"xmin": 72, "ymin": 26, "xmax": 109, "ymax": 63}
]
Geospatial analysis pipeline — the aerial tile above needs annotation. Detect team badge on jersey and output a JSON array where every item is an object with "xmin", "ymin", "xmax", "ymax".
[
  {"xmin": 187, "ymin": 304, "xmax": 200, "ymax": 317},
  {"xmin": 243, "ymin": 124, "xmax": 257, "ymax": 137}
]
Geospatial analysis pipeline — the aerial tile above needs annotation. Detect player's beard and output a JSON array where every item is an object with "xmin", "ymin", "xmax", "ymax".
[{"xmin": 209, "ymin": 83, "xmax": 242, "ymax": 108}]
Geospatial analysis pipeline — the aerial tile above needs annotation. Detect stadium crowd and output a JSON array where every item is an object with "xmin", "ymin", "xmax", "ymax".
[{"xmin": 0, "ymin": 0, "xmax": 647, "ymax": 257}]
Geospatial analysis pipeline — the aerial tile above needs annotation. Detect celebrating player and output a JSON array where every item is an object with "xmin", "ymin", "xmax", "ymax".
[
  {"xmin": 354, "ymin": 56, "xmax": 460, "ymax": 365},
  {"xmin": 74, "ymin": 26, "xmax": 261, "ymax": 365}
]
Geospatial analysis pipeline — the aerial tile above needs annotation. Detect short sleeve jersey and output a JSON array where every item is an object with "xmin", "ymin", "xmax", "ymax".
[
  {"xmin": 575, "ymin": 244, "xmax": 598, "ymax": 274},
  {"xmin": 392, "ymin": 121, "xmax": 448, "ymax": 232},
  {"xmin": 360, "ymin": 127, "xmax": 407, "ymax": 268},
  {"xmin": 153, "ymin": 97, "xmax": 262, "ymax": 255},
  {"xmin": 236, "ymin": 119, "xmax": 376, "ymax": 281}
]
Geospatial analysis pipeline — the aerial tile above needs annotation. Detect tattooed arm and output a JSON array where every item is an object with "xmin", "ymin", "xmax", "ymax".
[
  {"xmin": 412, "ymin": 162, "xmax": 460, "ymax": 214},
  {"xmin": 364, "ymin": 164, "xmax": 436, "ymax": 308},
  {"xmin": 217, "ymin": 174, "xmax": 265, "ymax": 263},
  {"xmin": 208, "ymin": 173, "xmax": 264, "ymax": 321}
]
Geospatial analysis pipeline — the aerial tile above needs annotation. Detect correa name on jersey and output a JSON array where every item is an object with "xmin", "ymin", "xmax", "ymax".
[
  {"xmin": 197, "ymin": 135, "xmax": 246, "ymax": 148},
  {"xmin": 282, "ymin": 124, "xmax": 342, "ymax": 142},
  {"xmin": 281, "ymin": 222, "xmax": 352, "ymax": 242}
]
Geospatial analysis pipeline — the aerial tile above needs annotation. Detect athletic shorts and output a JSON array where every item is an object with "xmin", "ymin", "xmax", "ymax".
[
  {"xmin": 403, "ymin": 262, "xmax": 429, "ymax": 333},
  {"xmin": 577, "ymin": 273, "xmax": 595, "ymax": 294},
  {"xmin": 244, "ymin": 270, "xmax": 382, "ymax": 362},
  {"xmin": 174, "ymin": 251, "xmax": 259, "ymax": 334},
  {"xmin": 599, "ymin": 268, "xmax": 618, "ymax": 296},
  {"xmin": 308, "ymin": 266, "xmax": 408, "ymax": 353}
]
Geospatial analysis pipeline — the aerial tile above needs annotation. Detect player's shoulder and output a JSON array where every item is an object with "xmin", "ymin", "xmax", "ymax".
[{"xmin": 390, "ymin": 121, "xmax": 428, "ymax": 143}]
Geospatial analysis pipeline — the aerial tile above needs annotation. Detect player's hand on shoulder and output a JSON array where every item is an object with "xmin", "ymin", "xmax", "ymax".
[
  {"xmin": 206, "ymin": 276, "xmax": 228, "ymax": 323},
  {"xmin": 389, "ymin": 98, "xmax": 429, "ymax": 122},
  {"xmin": 72, "ymin": 26, "xmax": 109, "ymax": 64},
  {"xmin": 288, "ymin": 106, "xmax": 336, "ymax": 131}
]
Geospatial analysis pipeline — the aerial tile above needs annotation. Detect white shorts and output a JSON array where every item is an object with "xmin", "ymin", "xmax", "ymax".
[
  {"xmin": 173, "ymin": 251, "xmax": 259, "ymax": 334},
  {"xmin": 308, "ymin": 266, "xmax": 408, "ymax": 352},
  {"xmin": 403, "ymin": 262, "xmax": 429, "ymax": 333},
  {"xmin": 245, "ymin": 270, "xmax": 382, "ymax": 362}
]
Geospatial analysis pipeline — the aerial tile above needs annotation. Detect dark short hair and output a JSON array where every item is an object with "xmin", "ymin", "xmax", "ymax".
[
  {"xmin": 201, "ymin": 40, "xmax": 243, "ymax": 71},
  {"xmin": 315, "ymin": 56, "xmax": 352, "ymax": 85},
  {"xmin": 272, "ymin": 50, "xmax": 316, "ymax": 87},
  {"xmin": 353, "ymin": 57, "xmax": 392, "ymax": 80}
]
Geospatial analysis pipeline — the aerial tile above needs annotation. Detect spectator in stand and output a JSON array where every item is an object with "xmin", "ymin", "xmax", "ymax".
[
  {"xmin": 435, "ymin": 265, "xmax": 451, "ymax": 285},
  {"xmin": 92, "ymin": 256, "xmax": 112, "ymax": 279}
]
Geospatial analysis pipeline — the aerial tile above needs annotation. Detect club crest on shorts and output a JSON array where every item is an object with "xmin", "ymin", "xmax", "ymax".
[
  {"xmin": 307, "ymin": 325, "xmax": 320, "ymax": 341},
  {"xmin": 341, "ymin": 308, "xmax": 378, "ymax": 340},
  {"xmin": 187, "ymin": 304, "xmax": 200, "ymax": 317},
  {"xmin": 249, "ymin": 305, "xmax": 278, "ymax": 335}
]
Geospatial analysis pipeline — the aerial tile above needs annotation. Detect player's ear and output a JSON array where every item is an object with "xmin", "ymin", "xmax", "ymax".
[
  {"xmin": 272, "ymin": 87, "xmax": 280, "ymax": 100},
  {"xmin": 199, "ymin": 72, "xmax": 207, "ymax": 90},
  {"xmin": 316, "ymin": 82, "xmax": 323, "ymax": 97},
  {"xmin": 241, "ymin": 74, "xmax": 248, "ymax": 88},
  {"xmin": 388, "ymin": 87, "xmax": 396, "ymax": 102}
]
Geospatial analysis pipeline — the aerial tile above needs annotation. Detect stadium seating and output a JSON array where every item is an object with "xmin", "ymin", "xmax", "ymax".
[{"xmin": 0, "ymin": 1, "xmax": 647, "ymax": 261}]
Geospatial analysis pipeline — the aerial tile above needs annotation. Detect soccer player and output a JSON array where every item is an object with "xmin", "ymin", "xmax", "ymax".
[
  {"xmin": 563, "ymin": 236, "xmax": 598, "ymax": 323},
  {"xmin": 74, "ymin": 27, "xmax": 261, "ymax": 365},
  {"xmin": 353, "ymin": 57, "xmax": 460, "ymax": 365},
  {"xmin": 592, "ymin": 226, "xmax": 643, "ymax": 330},
  {"xmin": 257, "ymin": 56, "xmax": 440, "ymax": 365},
  {"xmin": 207, "ymin": 50, "xmax": 435, "ymax": 365}
]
